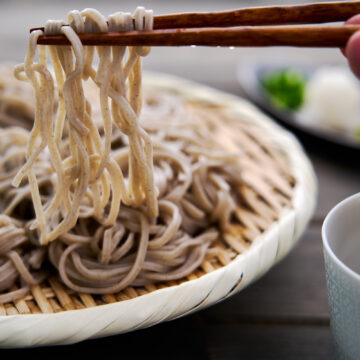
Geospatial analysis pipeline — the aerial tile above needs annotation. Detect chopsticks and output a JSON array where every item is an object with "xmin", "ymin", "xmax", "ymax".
[
  {"xmin": 31, "ymin": 1, "xmax": 360, "ymax": 48},
  {"xmin": 149, "ymin": 1, "xmax": 360, "ymax": 28},
  {"xmin": 33, "ymin": 25, "xmax": 360, "ymax": 48}
]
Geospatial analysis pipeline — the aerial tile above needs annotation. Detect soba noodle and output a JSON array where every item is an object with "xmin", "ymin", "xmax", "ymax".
[{"xmin": 0, "ymin": 8, "xmax": 294, "ymax": 303}]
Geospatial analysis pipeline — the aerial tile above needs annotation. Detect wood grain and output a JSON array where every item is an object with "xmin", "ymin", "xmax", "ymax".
[
  {"xmin": 36, "ymin": 25, "xmax": 360, "ymax": 47},
  {"xmin": 205, "ymin": 323, "xmax": 332, "ymax": 360},
  {"xmin": 310, "ymin": 153, "xmax": 360, "ymax": 220},
  {"xmin": 32, "ymin": 1, "xmax": 360, "ymax": 32},
  {"xmin": 0, "ymin": 314, "xmax": 331, "ymax": 359},
  {"xmin": 154, "ymin": 1, "xmax": 360, "ymax": 29}
]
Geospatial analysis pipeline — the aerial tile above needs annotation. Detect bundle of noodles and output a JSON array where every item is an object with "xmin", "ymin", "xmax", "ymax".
[
  {"xmin": 0, "ymin": 65, "xmax": 34, "ymax": 130},
  {"xmin": 0, "ymin": 8, "xmax": 294, "ymax": 302}
]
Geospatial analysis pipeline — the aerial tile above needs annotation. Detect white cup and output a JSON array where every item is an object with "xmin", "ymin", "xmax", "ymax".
[{"xmin": 322, "ymin": 193, "xmax": 360, "ymax": 360}]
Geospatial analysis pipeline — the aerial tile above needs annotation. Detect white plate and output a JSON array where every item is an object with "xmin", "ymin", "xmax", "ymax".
[
  {"xmin": 0, "ymin": 73, "xmax": 317, "ymax": 348},
  {"xmin": 237, "ymin": 60, "xmax": 360, "ymax": 155}
]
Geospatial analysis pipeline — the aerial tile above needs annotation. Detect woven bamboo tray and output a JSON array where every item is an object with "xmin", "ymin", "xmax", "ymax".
[{"xmin": 0, "ymin": 73, "xmax": 317, "ymax": 347}]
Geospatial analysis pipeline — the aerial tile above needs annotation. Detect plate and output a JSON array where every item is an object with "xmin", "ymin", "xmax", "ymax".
[
  {"xmin": 0, "ymin": 73, "xmax": 317, "ymax": 348},
  {"xmin": 237, "ymin": 61, "xmax": 360, "ymax": 157}
]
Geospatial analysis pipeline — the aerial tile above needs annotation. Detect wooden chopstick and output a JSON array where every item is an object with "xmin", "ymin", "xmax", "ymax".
[
  {"xmin": 31, "ymin": 1, "xmax": 360, "ymax": 33},
  {"xmin": 35, "ymin": 25, "xmax": 360, "ymax": 48},
  {"xmin": 31, "ymin": 1, "xmax": 360, "ymax": 47},
  {"xmin": 153, "ymin": 1, "xmax": 360, "ymax": 28}
]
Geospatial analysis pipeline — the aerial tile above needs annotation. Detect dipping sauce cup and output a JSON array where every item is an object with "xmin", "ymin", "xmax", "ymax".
[{"xmin": 323, "ymin": 193, "xmax": 360, "ymax": 360}]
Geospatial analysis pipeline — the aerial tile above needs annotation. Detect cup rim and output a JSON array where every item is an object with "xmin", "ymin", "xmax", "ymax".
[{"xmin": 322, "ymin": 192, "xmax": 360, "ymax": 280}]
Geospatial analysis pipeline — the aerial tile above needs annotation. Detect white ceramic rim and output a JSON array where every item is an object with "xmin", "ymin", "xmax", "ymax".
[
  {"xmin": 322, "ymin": 192, "xmax": 360, "ymax": 281},
  {"xmin": 0, "ymin": 72, "xmax": 317, "ymax": 347}
]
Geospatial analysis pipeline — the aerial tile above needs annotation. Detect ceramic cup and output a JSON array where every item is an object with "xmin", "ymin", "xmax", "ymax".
[{"xmin": 322, "ymin": 193, "xmax": 360, "ymax": 360}]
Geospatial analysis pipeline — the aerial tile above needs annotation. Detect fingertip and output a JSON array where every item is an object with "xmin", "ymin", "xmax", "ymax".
[
  {"xmin": 346, "ymin": 30, "xmax": 360, "ymax": 78},
  {"xmin": 341, "ymin": 15, "xmax": 360, "ymax": 56},
  {"xmin": 345, "ymin": 14, "xmax": 360, "ymax": 25}
]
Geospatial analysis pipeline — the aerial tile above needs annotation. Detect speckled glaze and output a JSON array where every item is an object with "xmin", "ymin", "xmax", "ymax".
[{"xmin": 323, "ymin": 193, "xmax": 360, "ymax": 360}]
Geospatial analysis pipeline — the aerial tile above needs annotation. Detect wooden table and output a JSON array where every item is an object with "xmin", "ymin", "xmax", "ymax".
[{"xmin": 1, "ymin": 0, "xmax": 359, "ymax": 358}]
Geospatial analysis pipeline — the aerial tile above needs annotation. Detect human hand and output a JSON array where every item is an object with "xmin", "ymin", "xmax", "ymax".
[{"xmin": 344, "ymin": 14, "xmax": 360, "ymax": 78}]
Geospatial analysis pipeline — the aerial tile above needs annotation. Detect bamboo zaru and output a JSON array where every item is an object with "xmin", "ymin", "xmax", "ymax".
[{"xmin": 0, "ymin": 8, "xmax": 294, "ymax": 303}]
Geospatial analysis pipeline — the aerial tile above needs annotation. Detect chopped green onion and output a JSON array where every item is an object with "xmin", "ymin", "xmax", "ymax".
[{"xmin": 260, "ymin": 68, "xmax": 307, "ymax": 110}]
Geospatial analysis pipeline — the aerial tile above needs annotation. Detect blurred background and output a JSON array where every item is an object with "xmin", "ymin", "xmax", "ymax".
[{"xmin": 0, "ymin": 0, "xmax": 346, "ymax": 94}]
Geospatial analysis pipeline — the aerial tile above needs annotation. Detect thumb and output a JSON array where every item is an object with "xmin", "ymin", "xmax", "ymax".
[{"xmin": 344, "ymin": 14, "xmax": 360, "ymax": 78}]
